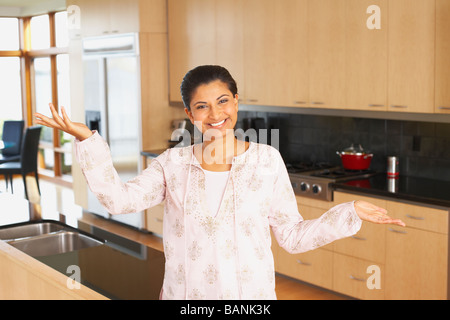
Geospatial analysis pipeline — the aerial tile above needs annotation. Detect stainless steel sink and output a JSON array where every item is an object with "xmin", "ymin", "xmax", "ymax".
[
  {"xmin": 6, "ymin": 231, "xmax": 104, "ymax": 257},
  {"xmin": 0, "ymin": 221, "xmax": 65, "ymax": 241},
  {"xmin": 0, "ymin": 221, "xmax": 105, "ymax": 257}
]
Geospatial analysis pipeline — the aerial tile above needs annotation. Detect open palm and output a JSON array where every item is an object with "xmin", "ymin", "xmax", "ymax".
[
  {"xmin": 354, "ymin": 200, "xmax": 405, "ymax": 227},
  {"xmin": 34, "ymin": 103, "xmax": 93, "ymax": 141}
]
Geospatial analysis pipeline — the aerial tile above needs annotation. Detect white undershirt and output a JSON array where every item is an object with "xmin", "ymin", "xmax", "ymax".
[{"xmin": 203, "ymin": 169, "xmax": 230, "ymax": 216}]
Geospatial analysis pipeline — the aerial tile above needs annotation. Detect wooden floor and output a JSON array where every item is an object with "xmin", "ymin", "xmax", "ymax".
[{"xmin": 1, "ymin": 175, "xmax": 348, "ymax": 300}]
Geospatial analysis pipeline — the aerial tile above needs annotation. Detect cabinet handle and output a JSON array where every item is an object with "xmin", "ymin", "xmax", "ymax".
[
  {"xmin": 406, "ymin": 214, "xmax": 425, "ymax": 221},
  {"xmin": 351, "ymin": 235, "xmax": 367, "ymax": 241},
  {"xmin": 349, "ymin": 275, "xmax": 365, "ymax": 282},
  {"xmin": 438, "ymin": 106, "xmax": 450, "ymax": 110},
  {"xmin": 154, "ymin": 218, "xmax": 163, "ymax": 223},
  {"xmin": 388, "ymin": 227, "xmax": 407, "ymax": 234},
  {"xmin": 390, "ymin": 105, "xmax": 408, "ymax": 109},
  {"xmin": 296, "ymin": 259, "xmax": 311, "ymax": 266},
  {"xmin": 368, "ymin": 104, "xmax": 384, "ymax": 108},
  {"xmin": 311, "ymin": 101, "xmax": 324, "ymax": 105},
  {"xmin": 247, "ymin": 99, "xmax": 258, "ymax": 103},
  {"xmin": 294, "ymin": 101, "xmax": 307, "ymax": 105}
]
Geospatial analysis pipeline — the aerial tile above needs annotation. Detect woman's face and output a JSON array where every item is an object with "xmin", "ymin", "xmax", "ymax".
[{"xmin": 184, "ymin": 80, "xmax": 239, "ymax": 137}]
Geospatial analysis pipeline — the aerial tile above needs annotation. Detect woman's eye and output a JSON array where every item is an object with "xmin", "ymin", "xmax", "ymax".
[
  {"xmin": 196, "ymin": 105, "xmax": 207, "ymax": 110},
  {"xmin": 219, "ymin": 99, "xmax": 228, "ymax": 104}
]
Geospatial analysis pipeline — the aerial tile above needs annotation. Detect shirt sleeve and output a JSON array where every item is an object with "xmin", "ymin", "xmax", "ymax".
[
  {"xmin": 268, "ymin": 151, "xmax": 362, "ymax": 254},
  {"xmin": 75, "ymin": 131, "xmax": 166, "ymax": 214}
]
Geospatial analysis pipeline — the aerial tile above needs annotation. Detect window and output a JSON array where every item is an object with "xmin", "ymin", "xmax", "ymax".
[
  {"xmin": 0, "ymin": 11, "xmax": 71, "ymax": 182},
  {"xmin": 0, "ymin": 18, "xmax": 19, "ymax": 50},
  {"xmin": 0, "ymin": 18, "xmax": 22, "ymax": 139},
  {"xmin": 30, "ymin": 14, "xmax": 50, "ymax": 50},
  {"xmin": 28, "ymin": 12, "xmax": 71, "ymax": 179}
]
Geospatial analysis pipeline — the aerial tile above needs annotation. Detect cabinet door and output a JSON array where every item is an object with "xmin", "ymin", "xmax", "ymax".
[
  {"xmin": 308, "ymin": 0, "xmax": 346, "ymax": 109},
  {"xmin": 346, "ymin": 0, "xmax": 387, "ymax": 111},
  {"xmin": 215, "ymin": 0, "xmax": 245, "ymax": 102},
  {"xmin": 436, "ymin": 0, "xmax": 450, "ymax": 114},
  {"xmin": 168, "ymin": 0, "xmax": 216, "ymax": 102},
  {"xmin": 243, "ymin": 0, "xmax": 308, "ymax": 107},
  {"xmin": 109, "ymin": 0, "xmax": 139, "ymax": 34},
  {"xmin": 388, "ymin": 0, "xmax": 435, "ymax": 113},
  {"xmin": 275, "ymin": 248, "xmax": 333, "ymax": 290},
  {"xmin": 333, "ymin": 253, "xmax": 385, "ymax": 300},
  {"xmin": 385, "ymin": 226, "xmax": 448, "ymax": 300}
]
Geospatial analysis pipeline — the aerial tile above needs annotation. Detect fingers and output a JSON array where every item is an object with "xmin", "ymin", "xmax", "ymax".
[{"xmin": 49, "ymin": 103, "xmax": 66, "ymax": 128}]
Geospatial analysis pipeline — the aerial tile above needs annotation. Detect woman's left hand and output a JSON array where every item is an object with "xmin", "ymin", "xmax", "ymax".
[{"xmin": 354, "ymin": 200, "xmax": 405, "ymax": 227}]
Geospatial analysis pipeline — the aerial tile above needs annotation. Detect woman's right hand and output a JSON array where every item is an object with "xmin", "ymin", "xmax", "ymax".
[{"xmin": 34, "ymin": 103, "xmax": 93, "ymax": 141}]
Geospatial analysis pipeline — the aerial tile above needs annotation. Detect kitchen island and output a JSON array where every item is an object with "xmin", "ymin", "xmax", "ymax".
[{"xmin": 0, "ymin": 193, "xmax": 165, "ymax": 299}]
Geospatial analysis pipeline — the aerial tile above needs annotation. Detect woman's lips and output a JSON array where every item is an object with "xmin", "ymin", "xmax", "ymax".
[{"xmin": 208, "ymin": 118, "xmax": 227, "ymax": 129}]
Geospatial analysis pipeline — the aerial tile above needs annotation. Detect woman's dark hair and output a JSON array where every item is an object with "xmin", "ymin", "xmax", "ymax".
[{"xmin": 180, "ymin": 65, "xmax": 238, "ymax": 110}]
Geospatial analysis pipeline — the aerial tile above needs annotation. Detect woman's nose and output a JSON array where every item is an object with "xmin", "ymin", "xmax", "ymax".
[{"xmin": 209, "ymin": 105, "xmax": 222, "ymax": 119}]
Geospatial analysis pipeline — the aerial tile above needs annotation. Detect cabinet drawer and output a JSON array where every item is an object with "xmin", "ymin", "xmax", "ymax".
[
  {"xmin": 333, "ymin": 253, "xmax": 384, "ymax": 300},
  {"xmin": 334, "ymin": 221, "xmax": 385, "ymax": 263},
  {"xmin": 386, "ymin": 201, "xmax": 448, "ymax": 234},
  {"xmin": 145, "ymin": 203, "xmax": 164, "ymax": 235},
  {"xmin": 334, "ymin": 191, "xmax": 387, "ymax": 209},
  {"xmin": 275, "ymin": 248, "xmax": 333, "ymax": 290}
]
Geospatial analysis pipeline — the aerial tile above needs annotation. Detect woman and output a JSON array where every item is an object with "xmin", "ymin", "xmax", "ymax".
[{"xmin": 35, "ymin": 65, "xmax": 404, "ymax": 300}]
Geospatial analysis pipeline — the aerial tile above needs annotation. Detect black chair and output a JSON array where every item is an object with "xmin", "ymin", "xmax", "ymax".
[
  {"xmin": 0, "ymin": 120, "xmax": 24, "ymax": 165},
  {"xmin": 0, "ymin": 126, "xmax": 42, "ymax": 200}
]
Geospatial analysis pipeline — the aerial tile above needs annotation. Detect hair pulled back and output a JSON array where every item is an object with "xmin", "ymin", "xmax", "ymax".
[{"xmin": 180, "ymin": 65, "xmax": 238, "ymax": 111}]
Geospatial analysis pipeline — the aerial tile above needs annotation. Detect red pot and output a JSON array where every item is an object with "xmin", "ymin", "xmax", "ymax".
[{"xmin": 337, "ymin": 144, "xmax": 373, "ymax": 170}]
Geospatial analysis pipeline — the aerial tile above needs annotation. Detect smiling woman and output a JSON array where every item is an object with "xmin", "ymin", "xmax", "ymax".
[{"xmin": 34, "ymin": 65, "xmax": 404, "ymax": 300}]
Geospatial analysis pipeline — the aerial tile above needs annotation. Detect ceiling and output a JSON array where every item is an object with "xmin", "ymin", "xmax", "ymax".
[{"xmin": 0, "ymin": 0, "xmax": 66, "ymax": 16}]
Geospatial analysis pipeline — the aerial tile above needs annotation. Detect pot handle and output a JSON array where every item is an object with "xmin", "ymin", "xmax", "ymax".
[{"xmin": 363, "ymin": 153, "xmax": 374, "ymax": 159}]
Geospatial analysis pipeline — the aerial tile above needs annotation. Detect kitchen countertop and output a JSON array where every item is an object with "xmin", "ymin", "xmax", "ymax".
[
  {"xmin": 332, "ymin": 172, "xmax": 450, "ymax": 208},
  {"xmin": 0, "ymin": 193, "xmax": 165, "ymax": 300}
]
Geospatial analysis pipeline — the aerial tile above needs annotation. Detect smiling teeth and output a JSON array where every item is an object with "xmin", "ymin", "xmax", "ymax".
[{"xmin": 210, "ymin": 119, "xmax": 225, "ymax": 127}]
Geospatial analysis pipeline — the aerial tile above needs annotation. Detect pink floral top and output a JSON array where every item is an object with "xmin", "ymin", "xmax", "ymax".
[{"xmin": 75, "ymin": 132, "xmax": 362, "ymax": 300}]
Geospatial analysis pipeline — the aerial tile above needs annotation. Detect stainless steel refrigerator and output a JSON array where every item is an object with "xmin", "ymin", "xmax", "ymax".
[{"xmin": 82, "ymin": 33, "xmax": 143, "ymax": 229}]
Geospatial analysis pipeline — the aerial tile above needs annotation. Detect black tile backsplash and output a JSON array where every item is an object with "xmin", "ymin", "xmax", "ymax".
[{"xmin": 237, "ymin": 111, "xmax": 450, "ymax": 182}]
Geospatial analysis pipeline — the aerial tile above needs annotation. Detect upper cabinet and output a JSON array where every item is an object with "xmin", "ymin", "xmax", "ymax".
[
  {"xmin": 168, "ymin": 0, "xmax": 244, "ymax": 103},
  {"xmin": 167, "ymin": 0, "xmax": 448, "ymax": 115},
  {"xmin": 73, "ymin": 0, "xmax": 139, "ymax": 37},
  {"xmin": 308, "ymin": 0, "xmax": 346, "ymax": 109},
  {"xmin": 388, "ymin": 0, "xmax": 435, "ymax": 113},
  {"xmin": 345, "ymin": 0, "xmax": 388, "ymax": 111},
  {"xmin": 244, "ymin": 0, "xmax": 308, "ymax": 107},
  {"xmin": 436, "ymin": 0, "xmax": 450, "ymax": 114}
]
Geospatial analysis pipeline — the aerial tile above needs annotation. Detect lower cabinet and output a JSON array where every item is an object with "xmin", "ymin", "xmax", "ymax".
[
  {"xmin": 275, "ymin": 248, "xmax": 333, "ymax": 290},
  {"xmin": 145, "ymin": 203, "xmax": 164, "ymax": 236},
  {"xmin": 274, "ymin": 192, "xmax": 449, "ymax": 300},
  {"xmin": 333, "ymin": 253, "xmax": 384, "ymax": 300}
]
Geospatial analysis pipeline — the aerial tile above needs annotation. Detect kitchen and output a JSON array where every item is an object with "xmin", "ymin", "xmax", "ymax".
[{"xmin": 0, "ymin": 0, "xmax": 449, "ymax": 301}]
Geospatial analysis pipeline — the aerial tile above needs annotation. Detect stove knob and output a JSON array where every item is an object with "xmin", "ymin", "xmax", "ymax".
[
  {"xmin": 300, "ymin": 182, "xmax": 310, "ymax": 192},
  {"xmin": 312, "ymin": 184, "xmax": 322, "ymax": 194}
]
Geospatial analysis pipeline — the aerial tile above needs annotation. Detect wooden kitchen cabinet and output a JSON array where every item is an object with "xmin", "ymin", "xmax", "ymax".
[
  {"xmin": 385, "ymin": 225, "xmax": 448, "ymax": 300},
  {"xmin": 435, "ymin": 0, "xmax": 450, "ymax": 114},
  {"xmin": 74, "ymin": 0, "xmax": 139, "ymax": 37},
  {"xmin": 333, "ymin": 192, "xmax": 386, "ymax": 264},
  {"xmin": 167, "ymin": 0, "xmax": 244, "ymax": 103},
  {"xmin": 275, "ymin": 248, "xmax": 333, "ymax": 290},
  {"xmin": 388, "ymin": 0, "xmax": 435, "ymax": 113},
  {"xmin": 333, "ymin": 253, "xmax": 385, "ymax": 300},
  {"xmin": 243, "ymin": 0, "xmax": 308, "ymax": 107},
  {"xmin": 345, "ymin": 0, "xmax": 388, "ymax": 111},
  {"xmin": 308, "ymin": 0, "xmax": 346, "ymax": 109},
  {"xmin": 145, "ymin": 203, "xmax": 164, "ymax": 236},
  {"xmin": 385, "ymin": 200, "xmax": 448, "ymax": 300}
]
